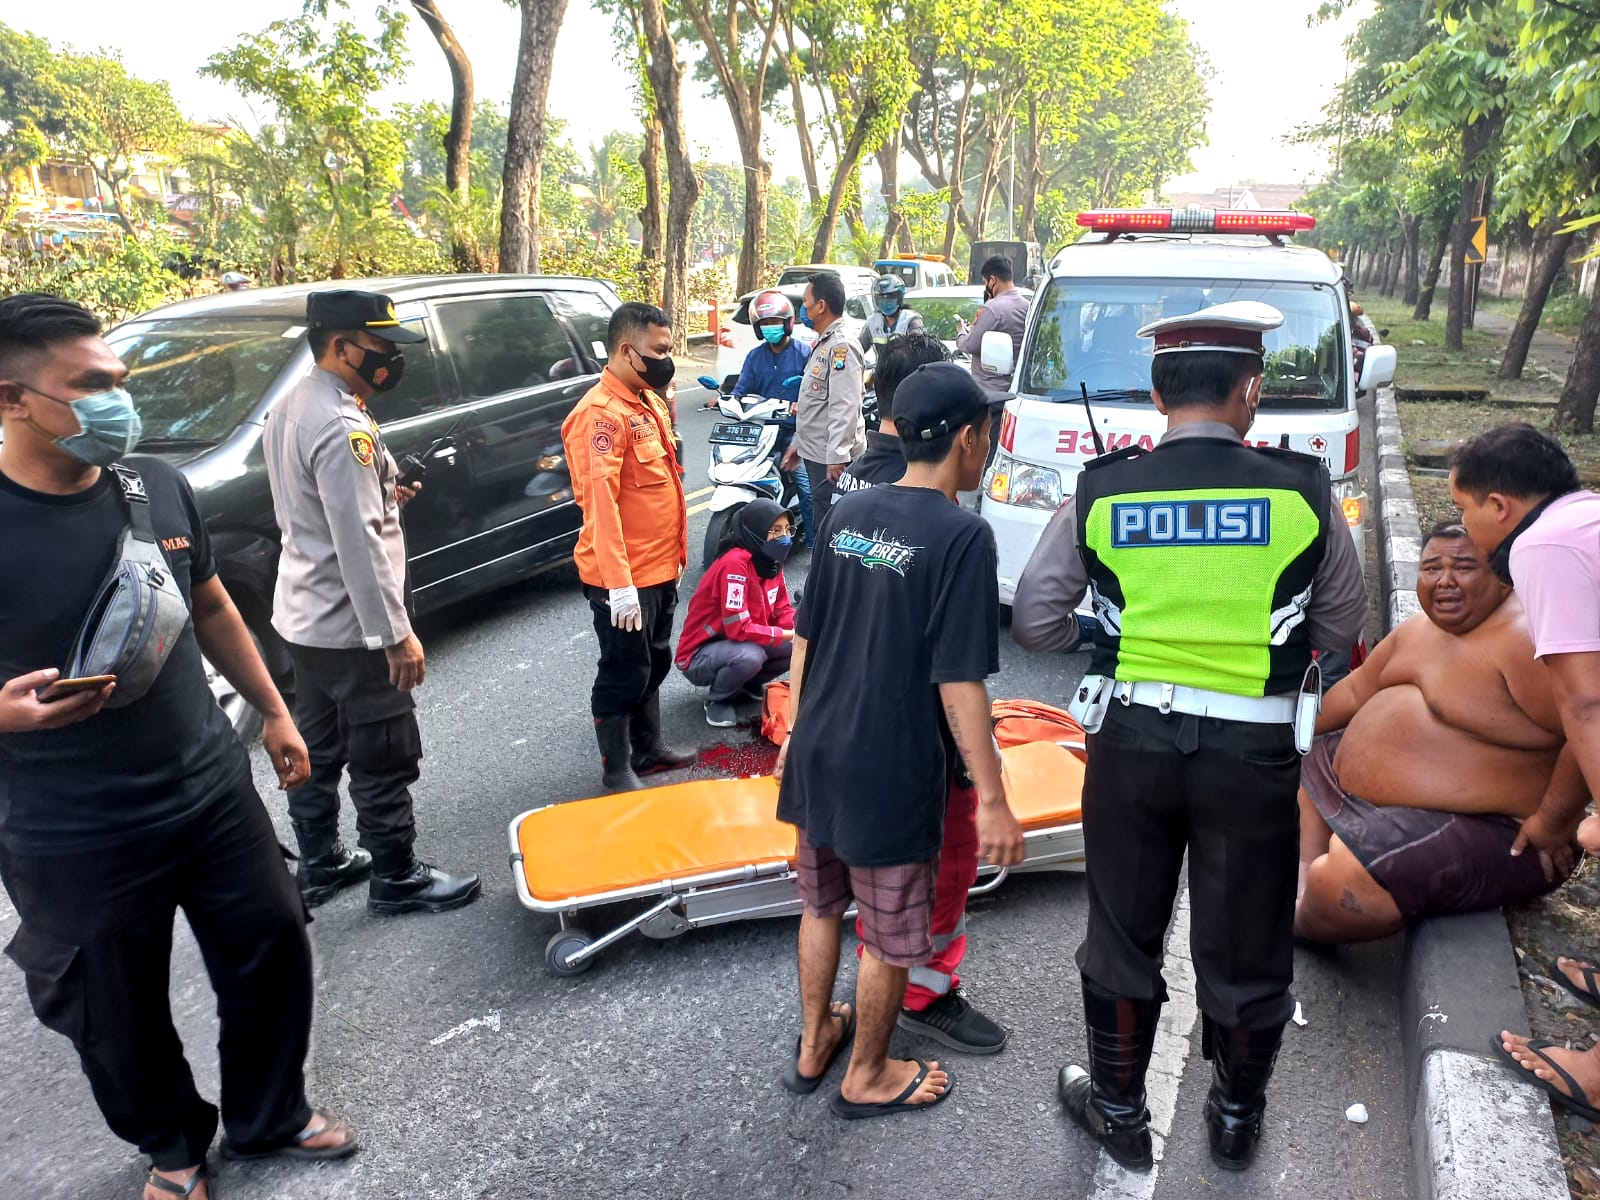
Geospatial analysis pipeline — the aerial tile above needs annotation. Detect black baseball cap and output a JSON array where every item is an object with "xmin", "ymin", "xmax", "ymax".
[
  {"xmin": 893, "ymin": 362, "xmax": 990, "ymax": 441},
  {"xmin": 306, "ymin": 289, "xmax": 427, "ymax": 343}
]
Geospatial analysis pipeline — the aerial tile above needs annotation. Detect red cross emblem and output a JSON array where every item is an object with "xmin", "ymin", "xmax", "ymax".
[{"xmin": 1308, "ymin": 435, "xmax": 1328, "ymax": 453}]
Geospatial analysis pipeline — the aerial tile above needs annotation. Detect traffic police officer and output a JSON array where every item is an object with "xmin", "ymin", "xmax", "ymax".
[
  {"xmin": 560, "ymin": 301, "xmax": 695, "ymax": 793},
  {"xmin": 1011, "ymin": 301, "xmax": 1367, "ymax": 1172},
  {"xmin": 265, "ymin": 289, "xmax": 480, "ymax": 915},
  {"xmin": 859, "ymin": 274, "xmax": 925, "ymax": 352},
  {"xmin": 795, "ymin": 271, "xmax": 866, "ymax": 534}
]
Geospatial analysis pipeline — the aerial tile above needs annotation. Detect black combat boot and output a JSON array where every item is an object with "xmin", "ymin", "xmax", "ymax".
[
  {"xmin": 1058, "ymin": 978, "xmax": 1161, "ymax": 1171},
  {"xmin": 1202, "ymin": 1016, "xmax": 1285, "ymax": 1171},
  {"xmin": 629, "ymin": 693, "xmax": 696, "ymax": 776},
  {"xmin": 292, "ymin": 820, "xmax": 372, "ymax": 907},
  {"xmin": 367, "ymin": 852, "xmax": 481, "ymax": 916},
  {"xmin": 594, "ymin": 714, "xmax": 644, "ymax": 791}
]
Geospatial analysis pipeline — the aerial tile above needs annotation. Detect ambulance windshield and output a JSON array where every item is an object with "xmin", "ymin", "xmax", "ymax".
[{"xmin": 1019, "ymin": 279, "xmax": 1348, "ymax": 411}]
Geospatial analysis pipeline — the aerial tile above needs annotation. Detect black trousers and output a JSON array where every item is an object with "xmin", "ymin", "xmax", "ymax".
[
  {"xmin": 584, "ymin": 581, "xmax": 678, "ymax": 719},
  {"xmin": 287, "ymin": 642, "xmax": 419, "ymax": 869},
  {"xmin": 1077, "ymin": 703, "xmax": 1301, "ymax": 1030},
  {"xmin": 0, "ymin": 777, "xmax": 314, "ymax": 1169}
]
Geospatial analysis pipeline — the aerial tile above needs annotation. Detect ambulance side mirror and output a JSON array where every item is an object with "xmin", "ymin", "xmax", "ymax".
[
  {"xmin": 1358, "ymin": 344, "xmax": 1397, "ymax": 392},
  {"xmin": 980, "ymin": 331, "xmax": 1014, "ymax": 377}
]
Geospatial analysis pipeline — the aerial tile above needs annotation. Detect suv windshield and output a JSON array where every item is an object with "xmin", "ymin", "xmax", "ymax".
[
  {"xmin": 1020, "ymin": 278, "xmax": 1347, "ymax": 410},
  {"xmin": 107, "ymin": 317, "xmax": 304, "ymax": 444}
]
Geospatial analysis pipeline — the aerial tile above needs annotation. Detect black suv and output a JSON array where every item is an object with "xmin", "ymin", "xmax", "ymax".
[{"xmin": 106, "ymin": 274, "xmax": 621, "ymax": 731}]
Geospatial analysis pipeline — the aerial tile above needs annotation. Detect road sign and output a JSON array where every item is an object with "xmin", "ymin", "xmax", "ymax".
[{"xmin": 1465, "ymin": 215, "xmax": 1487, "ymax": 264}]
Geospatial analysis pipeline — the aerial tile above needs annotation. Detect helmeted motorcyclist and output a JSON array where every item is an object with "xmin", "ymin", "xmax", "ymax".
[
  {"xmin": 860, "ymin": 274, "xmax": 925, "ymax": 351},
  {"xmin": 732, "ymin": 289, "xmax": 813, "ymax": 544}
]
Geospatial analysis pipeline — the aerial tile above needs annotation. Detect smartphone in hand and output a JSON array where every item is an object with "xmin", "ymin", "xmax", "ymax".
[{"xmin": 36, "ymin": 674, "xmax": 116, "ymax": 703}]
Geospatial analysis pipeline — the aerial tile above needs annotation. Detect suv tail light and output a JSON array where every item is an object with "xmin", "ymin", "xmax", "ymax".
[
  {"xmin": 999, "ymin": 408, "xmax": 1017, "ymax": 453},
  {"xmin": 1345, "ymin": 427, "xmax": 1360, "ymax": 475}
]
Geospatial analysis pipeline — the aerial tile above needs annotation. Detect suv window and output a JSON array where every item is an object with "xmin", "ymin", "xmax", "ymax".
[
  {"xmin": 545, "ymin": 289, "xmax": 613, "ymax": 364},
  {"xmin": 433, "ymin": 294, "xmax": 578, "ymax": 398},
  {"xmin": 1020, "ymin": 278, "xmax": 1347, "ymax": 411}
]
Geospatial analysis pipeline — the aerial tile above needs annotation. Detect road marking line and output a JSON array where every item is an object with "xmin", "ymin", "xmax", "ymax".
[
  {"xmin": 684, "ymin": 486, "xmax": 713, "ymax": 500},
  {"xmin": 429, "ymin": 1010, "xmax": 502, "ymax": 1046},
  {"xmin": 1089, "ymin": 888, "xmax": 1199, "ymax": 1199},
  {"xmin": 688, "ymin": 501, "xmax": 711, "ymax": 516}
]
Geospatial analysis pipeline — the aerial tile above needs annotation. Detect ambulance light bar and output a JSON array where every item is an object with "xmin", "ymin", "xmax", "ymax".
[{"xmin": 1076, "ymin": 208, "xmax": 1316, "ymax": 236}]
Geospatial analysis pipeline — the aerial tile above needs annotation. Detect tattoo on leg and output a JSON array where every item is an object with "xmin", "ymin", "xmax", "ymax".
[{"xmin": 1339, "ymin": 888, "xmax": 1364, "ymax": 914}]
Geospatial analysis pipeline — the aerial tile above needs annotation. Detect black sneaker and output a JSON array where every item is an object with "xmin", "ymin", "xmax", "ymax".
[
  {"xmin": 897, "ymin": 989, "xmax": 1008, "ymax": 1054},
  {"xmin": 705, "ymin": 700, "xmax": 739, "ymax": 727}
]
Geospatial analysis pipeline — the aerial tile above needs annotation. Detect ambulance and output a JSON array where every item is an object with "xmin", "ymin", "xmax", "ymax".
[{"xmin": 978, "ymin": 207, "xmax": 1396, "ymax": 605}]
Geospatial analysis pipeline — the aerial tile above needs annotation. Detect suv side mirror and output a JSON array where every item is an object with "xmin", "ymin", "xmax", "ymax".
[
  {"xmin": 1358, "ymin": 344, "xmax": 1397, "ymax": 392},
  {"xmin": 980, "ymin": 331, "xmax": 1014, "ymax": 377}
]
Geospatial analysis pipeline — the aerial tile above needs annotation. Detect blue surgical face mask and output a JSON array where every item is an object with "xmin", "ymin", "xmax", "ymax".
[
  {"xmin": 761, "ymin": 535, "xmax": 793, "ymax": 566},
  {"xmin": 29, "ymin": 385, "xmax": 143, "ymax": 466},
  {"xmin": 878, "ymin": 300, "xmax": 900, "ymax": 318},
  {"xmin": 759, "ymin": 324, "xmax": 787, "ymax": 346},
  {"xmin": 797, "ymin": 305, "xmax": 814, "ymax": 329}
]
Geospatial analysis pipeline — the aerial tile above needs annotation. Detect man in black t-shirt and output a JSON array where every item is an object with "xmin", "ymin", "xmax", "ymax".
[
  {"xmin": 830, "ymin": 332, "xmax": 1014, "ymax": 1054},
  {"xmin": 0, "ymin": 294, "xmax": 356, "ymax": 1200},
  {"xmin": 775, "ymin": 363, "xmax": 1024, "ymax": 1120}
]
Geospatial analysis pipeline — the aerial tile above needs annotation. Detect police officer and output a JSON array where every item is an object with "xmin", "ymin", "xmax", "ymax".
[
  {"xmin": 560, "ymin": 301, "xmax": 695, "ymax": 793},
  {"xmin": 1011, "ymin": 302, "xmax": 1367, "ymax": 1172},
  {"xmin": 265, "ymin": 289, "xmax": 480, "ymax": 915},
  {"xmin": 859, "ymin": 274, "xmax": 925, "ymax": 352},
  {"xmin": 794, "ymin": 272, "xmax": 866, "ymax": 534}
]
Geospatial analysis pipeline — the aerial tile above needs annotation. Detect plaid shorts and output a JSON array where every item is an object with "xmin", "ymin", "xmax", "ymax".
[{"xmin": 796, "ymin": 830, "xmax": 938, "ymax": 968}]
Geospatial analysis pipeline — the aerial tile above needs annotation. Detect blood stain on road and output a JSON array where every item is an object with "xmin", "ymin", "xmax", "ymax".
[{"xmin": 695, "ymin": 736, "xmax": 779, "ymax": 779}]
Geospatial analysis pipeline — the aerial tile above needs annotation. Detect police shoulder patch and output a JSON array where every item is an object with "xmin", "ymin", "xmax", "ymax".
[
  {"xmin": 831, "ymin": 345, "xmax": 849, "ymax": 370},
  {"xmin": 348, "ymin": 430, "xmax": 377, "ymax": 468}
]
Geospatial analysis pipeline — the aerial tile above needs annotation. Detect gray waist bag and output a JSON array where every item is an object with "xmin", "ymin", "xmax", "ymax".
[{"xmin": 62, "ymin": 464, "xmax": 192, "ymax": 709}]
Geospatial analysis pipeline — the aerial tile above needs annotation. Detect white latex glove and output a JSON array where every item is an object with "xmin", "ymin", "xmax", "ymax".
[{"xmin": 608, "ymin": 585, "xmax": 643, "ymax": 632}]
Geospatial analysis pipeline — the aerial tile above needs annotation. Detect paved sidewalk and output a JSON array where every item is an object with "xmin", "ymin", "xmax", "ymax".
[{"xmin": 1474, "ymin": 308, "xmax": 1576, "ymax": 380}]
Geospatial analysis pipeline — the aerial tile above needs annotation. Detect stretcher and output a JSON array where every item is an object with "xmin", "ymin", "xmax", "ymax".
[{"xmin": 507, "ymin": 737, "xmax": 1086, "ymax": 976}]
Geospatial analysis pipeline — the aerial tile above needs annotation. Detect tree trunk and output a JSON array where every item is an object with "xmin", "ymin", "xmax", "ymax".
[
  {"xmin": 499, "ymin": 0, "xmax": 570, "ymax": 274},
  {"xmin": 813, "ymin": 103, "xmax": 879, "ymax": 263},
  {"xmin": 966, "ymin": 120, "xmax": 1008, "ymax": 245},
  {"xmin": 736, "ymin": 137, "xmax": 772, "ymax": 294},
  {"xmin": 940, "ymin": 71, "xmax": 976, "ymax": 262},
  {"xmin": 639, "ymin": 114, "xmax": 665, "ymax": 263},
  {"xmin": 876, "ymin": 132, "xmax": 911, "ymax": 257},
  {"xmin": 1553, "ymin": 294, "xmax": 1600, "ymax": 434},
  {"xmin": 105, "ymin": 171, "xmax": 139, "ymax": 238},
  {"xmin": 781, "ymin": 20, "xmax": 822, "ymax": 207},
  {"xmin": 1415, "ymin": 219, "xmax": 1452, "ymax": 321},
  {"xmin": 1382, "ymin": 244, "xmax": 1403, "ymax": 297},
  {"xmin": 1347, "ymin": 245, "xmax": 1361, "ymax": 288},
  {"xmin": 1446, "ymin": 116, "xmax": 1498, "ymax": 348},
  {"xmin": 412, "ymin": 0, "xmax": 475, "ymax": 269},
  {"xmin": 1501, "ymin": 224, "xmax": 1577, "ymax": 380},
  {"xmin": 1402, "ymin": 214, "xmax": 1423, "ymax": 306},
  {"xmin": 1021, "ymin": 95, "xmax": 1045, "ymax": 242},
  {"xmin": 641, "ymin": 0, "xmax": 699, "ymax": 356}
]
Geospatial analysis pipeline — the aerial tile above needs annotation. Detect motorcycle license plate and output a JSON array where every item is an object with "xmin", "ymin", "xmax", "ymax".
[{"xmin": 710, "ymin": 422, "xmax": 761, "ymax": 446}]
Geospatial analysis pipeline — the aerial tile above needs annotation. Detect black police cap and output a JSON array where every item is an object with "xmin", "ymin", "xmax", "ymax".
[
  {"xmin": 305, "ymin": 289, "xmax": 427, "ymax": 344},
  {"xmin": 893, "ymin": 362, "xmax": 989, "ymax": 441}
]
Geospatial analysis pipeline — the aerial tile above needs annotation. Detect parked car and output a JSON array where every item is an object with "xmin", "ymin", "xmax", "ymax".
[
  {"xmin": 873, "ymin": 255, "xmax": 958, "ymax": 290},
  {"xmin": 104, "ymin": 273, "xmax": 623, "ymax": 732},
  {"xmin": 771, "ymin": 263, "xmax": 882, "ymax": 293}
]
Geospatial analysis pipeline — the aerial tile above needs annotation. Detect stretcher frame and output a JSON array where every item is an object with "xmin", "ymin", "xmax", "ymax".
[{"xmin": 506, "ymin": 740, "xmax": 1087, "ymax": 976}]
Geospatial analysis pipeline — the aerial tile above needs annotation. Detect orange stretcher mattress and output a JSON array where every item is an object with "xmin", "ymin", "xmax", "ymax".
[{"xmin": 516, "ymin": 740, "xmax": 1085, "ymax": 904}]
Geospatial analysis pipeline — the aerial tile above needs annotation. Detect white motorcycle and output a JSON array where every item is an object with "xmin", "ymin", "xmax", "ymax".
[{"xmin": 698, "ymin": 373, "xmax": 806, "ymax": 568}]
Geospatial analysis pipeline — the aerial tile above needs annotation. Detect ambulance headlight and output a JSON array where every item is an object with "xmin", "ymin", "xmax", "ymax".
[{"xmin": 986, "ymin": 454, "xmax": 1062, "ymax": 510}]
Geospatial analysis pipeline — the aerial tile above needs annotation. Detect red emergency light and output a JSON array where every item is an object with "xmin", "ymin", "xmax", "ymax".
[{"xmin": 1076, "ymin": 208, "xmax": 1316, "ymax": 236}]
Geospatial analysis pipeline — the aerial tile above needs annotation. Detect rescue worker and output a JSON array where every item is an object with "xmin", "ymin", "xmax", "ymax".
[
  {"xmin": 734, "ymin": 289, "xmax": 813, "ymax": 544},
  {"xmin": 560, "ymin": 301, "xmax": 695, "ymax": 792},
  {"xmin": 1011, "ymin": 301, "xmax": 1368, "ymax": 1172},
  {"xmin": 859, "ymin": 274, "xmax": 925, "ymax": 352},
  {"xmin": 793, "ymin": 272, "xmax": 866, "ymax": 534},
  {"xmin": 265, "ymin": 289, "xmax": 481, "ymax": 915}
]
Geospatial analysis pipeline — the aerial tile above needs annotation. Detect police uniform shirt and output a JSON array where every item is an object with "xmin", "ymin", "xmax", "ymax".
[
  {"xmin": 794, "ymin": 323, "xmax": 867, "ymax": 466},
  {"xmin": 1011, "ymin": 421, "xmax": 1367, "ymax": 658},
  {"xmin": 265, "ymin": 366, "xmax": 412, "ymax": 651}
]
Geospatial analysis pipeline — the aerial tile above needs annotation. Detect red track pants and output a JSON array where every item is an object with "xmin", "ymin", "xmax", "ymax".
[{"xmin": 856, "ymin": 780, "xmax": 980, "ymax": 1012}]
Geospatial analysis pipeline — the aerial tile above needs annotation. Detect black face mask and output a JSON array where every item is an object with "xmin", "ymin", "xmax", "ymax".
[
  {"xmin": 983, "ymin": 284, "xmax": 994, "ymax": 302},
  {"xmin": 348, "ymin": 342, "xmax": 406, "ymax": 393},
  {"xmin": 1486, "ymin": 493, "xmax": 1569, "ymax": 584},
  {"xmin": 630, "ymin": 345, "xmax": 676, "ymax": 391}
]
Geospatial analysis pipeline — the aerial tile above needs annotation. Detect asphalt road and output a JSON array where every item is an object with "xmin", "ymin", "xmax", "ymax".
[{"xmin": 0, "ymin": 378, "xmax": 1409, "ymax": 1200}]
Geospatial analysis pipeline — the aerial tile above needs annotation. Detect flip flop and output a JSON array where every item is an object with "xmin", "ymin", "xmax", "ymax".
[
  {"xmin": 1548, "ymin": 957, "xmax": 1600, "ymax": 1008},
  {"xmin": 145, "ymin": 1164, "xmax": 210, "ymax": 1198},
  {"xmin": 1490, "ymin": 1035, "xmax": 1600, "ymax": 1122},
  {"xmin": 829, "ymin": 1059, "xmax": 956, "ymax": 1120},
  {"xmin": 782, "ymin": 1004, "xmax": 856, "ymax": 1094},
  {"xmin": 221, "ymin": 1110, "xmax": 359, "ymax": 1162}
]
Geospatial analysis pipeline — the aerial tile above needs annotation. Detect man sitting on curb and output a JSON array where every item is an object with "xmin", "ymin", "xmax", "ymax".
[{"xmin": 1296, "ymin": 522, "xmax": 1584, "ymax": 943}]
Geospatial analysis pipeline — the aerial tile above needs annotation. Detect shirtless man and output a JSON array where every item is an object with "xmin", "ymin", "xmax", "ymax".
[{"xmin": 1296, "ymin": 523, "xmax": 1585, "ymax": 943}]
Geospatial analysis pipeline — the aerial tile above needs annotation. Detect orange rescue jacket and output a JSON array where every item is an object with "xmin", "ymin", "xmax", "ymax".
[{"xmin": 561, "ymin": 368, "xmax": 687, "ymax": 590}]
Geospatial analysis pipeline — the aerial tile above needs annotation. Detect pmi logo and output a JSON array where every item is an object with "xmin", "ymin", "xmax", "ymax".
[{"xmin": 1111, "ymin": 498, "xmax": 1270, "ymax": 548}]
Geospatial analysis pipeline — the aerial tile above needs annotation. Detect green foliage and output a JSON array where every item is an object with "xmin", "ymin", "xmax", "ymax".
[
  {"xmin": 3, "ymin": 228, "xmax": 194, "ymax": 324},
  {"xmin": 0, "ymin": 25, "xmax": 80, "ymax": 222}
]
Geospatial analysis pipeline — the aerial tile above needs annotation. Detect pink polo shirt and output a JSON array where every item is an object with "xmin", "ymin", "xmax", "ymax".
[{"xmin": 1511, "ymin": 490, "xmax": 1600, "ymax": 658}]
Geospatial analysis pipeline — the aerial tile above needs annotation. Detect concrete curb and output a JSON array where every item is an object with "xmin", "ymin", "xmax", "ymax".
[{"xmin": 1374, "ymin": 388, "xmax": 1568, "ymax": 1200}]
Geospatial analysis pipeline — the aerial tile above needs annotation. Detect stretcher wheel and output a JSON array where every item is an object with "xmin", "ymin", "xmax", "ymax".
[{"xmin": 545, "ymin": 929, "xmax": 595, "ymax": 976}]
